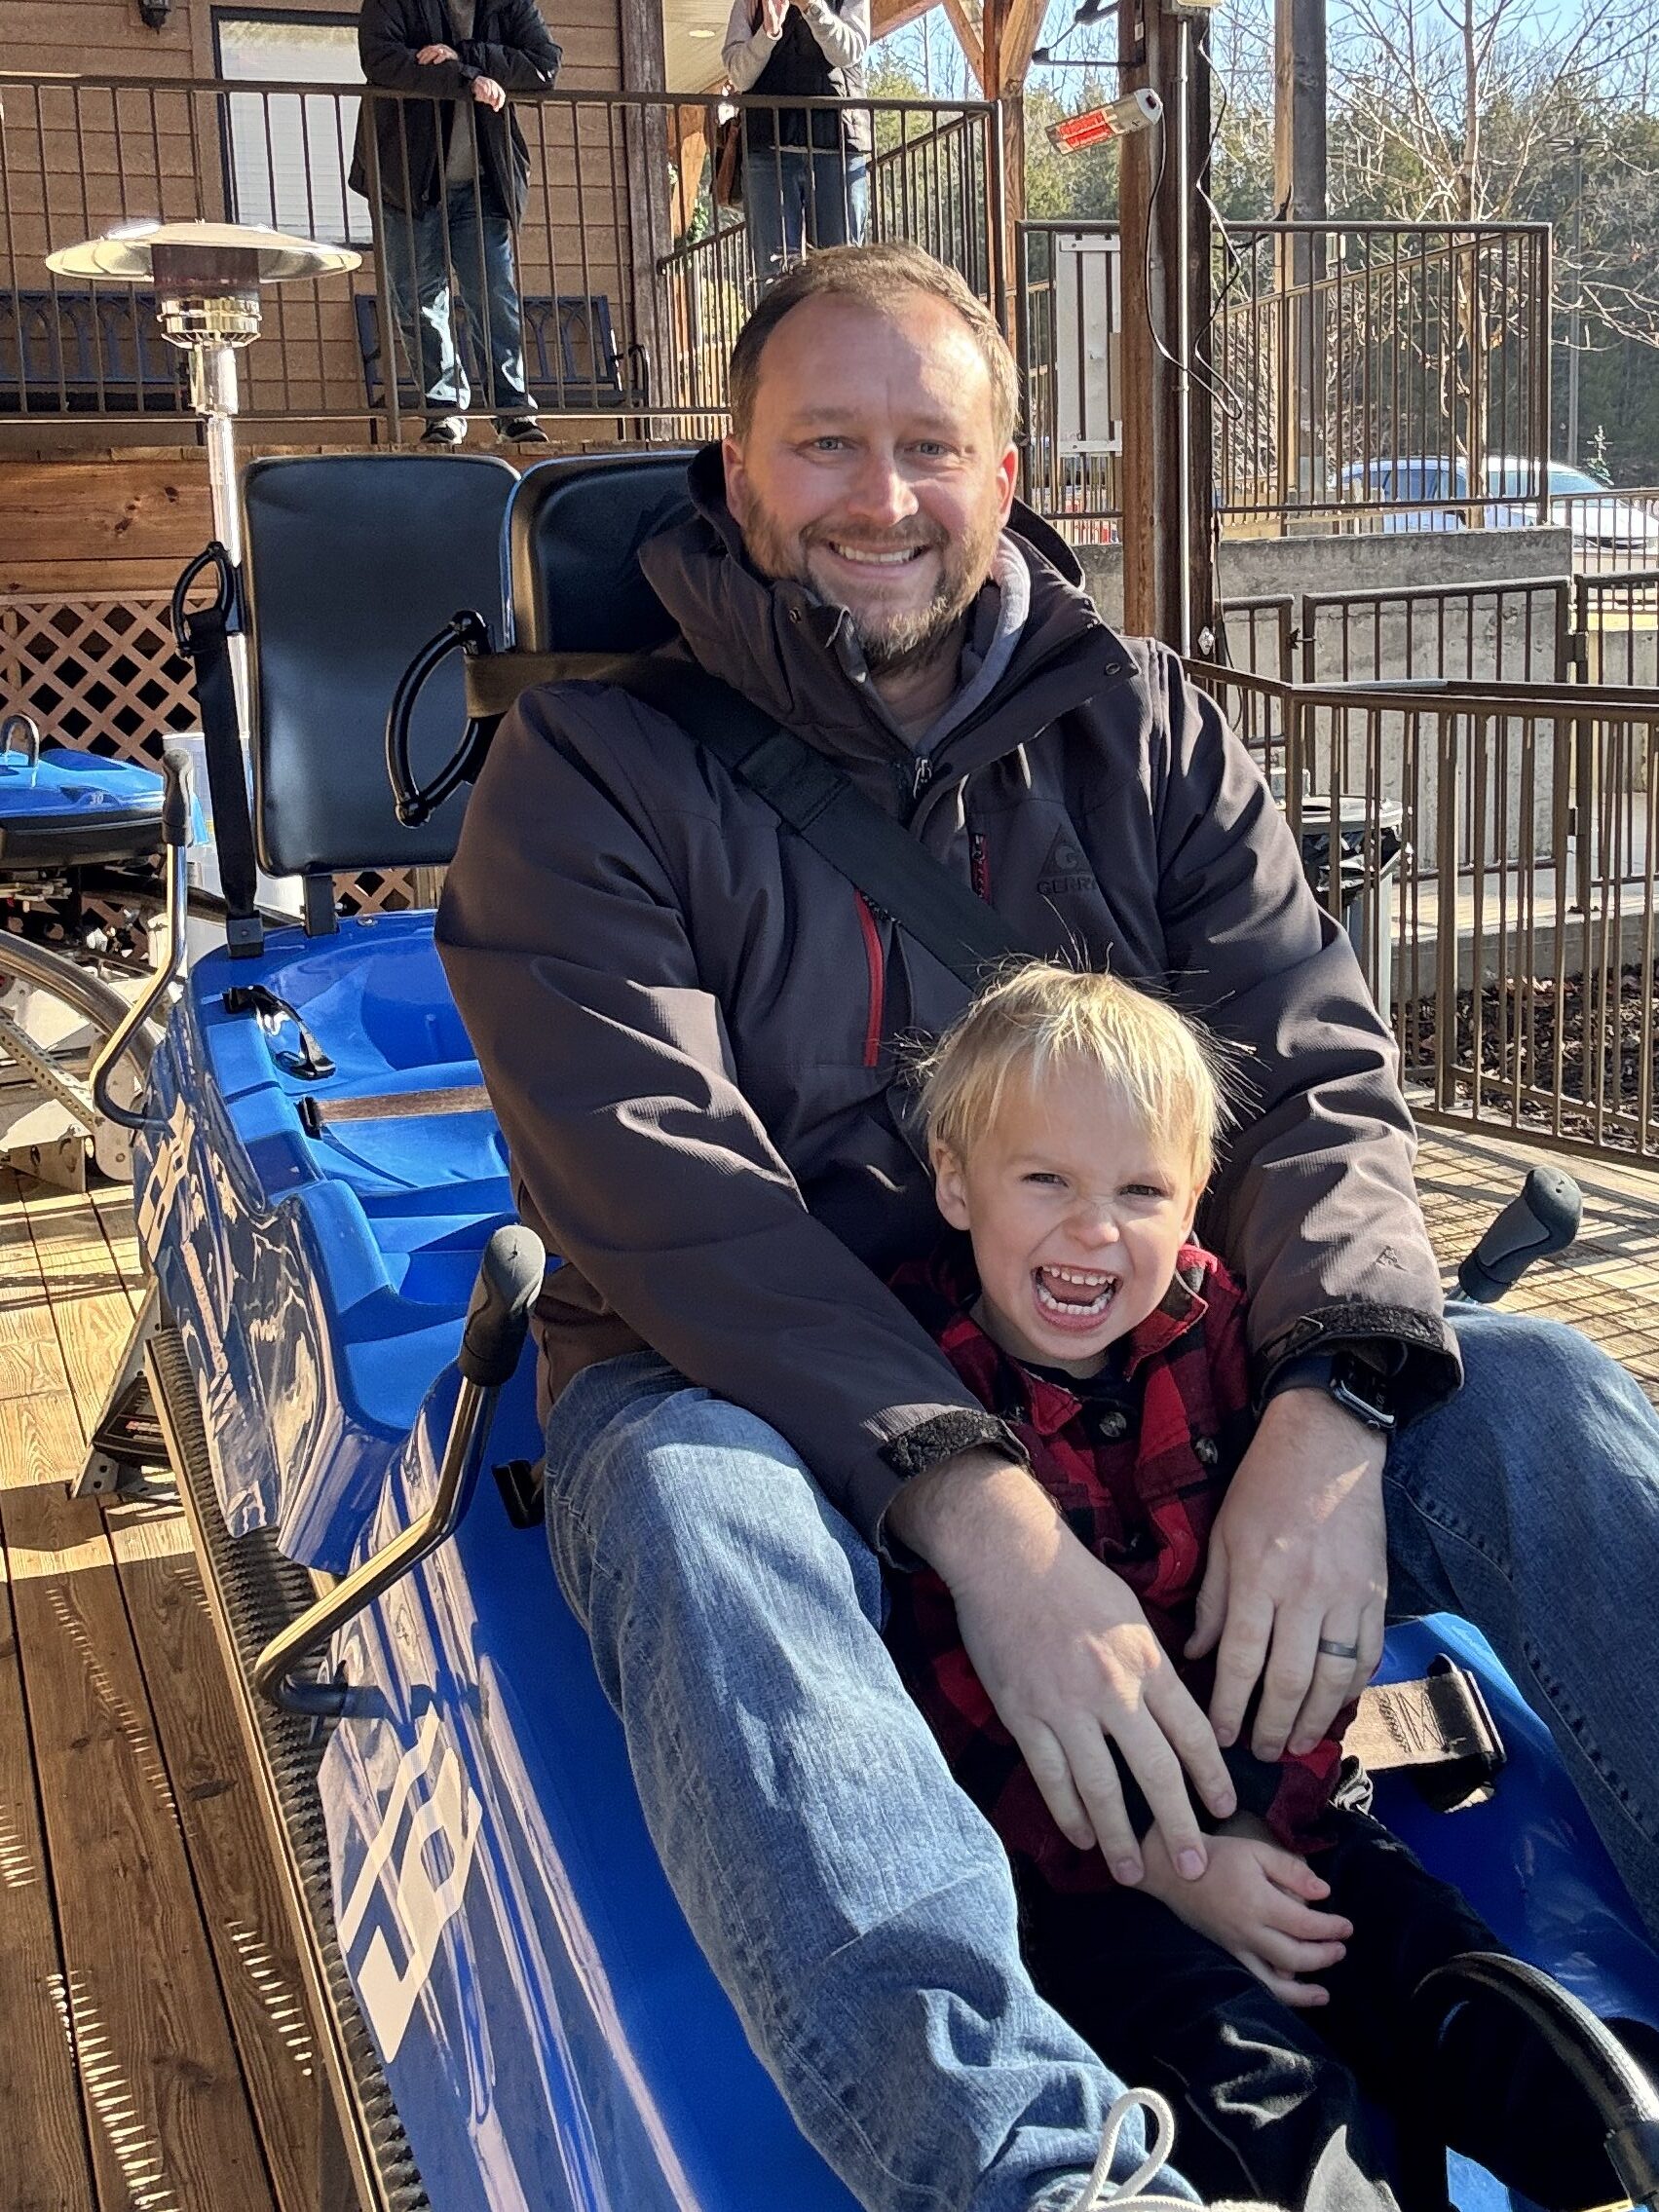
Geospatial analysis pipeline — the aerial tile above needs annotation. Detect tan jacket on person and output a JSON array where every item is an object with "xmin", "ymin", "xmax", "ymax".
[{"xmin": 435, "ymin": 446, "xmax": 1458, "ymax": 1549}]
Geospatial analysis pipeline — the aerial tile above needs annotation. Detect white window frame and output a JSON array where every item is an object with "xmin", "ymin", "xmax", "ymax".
[{"xmin": 214, "ymin": 10, "xmax": 372, "ymax": 249}]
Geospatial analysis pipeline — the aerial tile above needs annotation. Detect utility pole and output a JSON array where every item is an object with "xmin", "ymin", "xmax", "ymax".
[
  {"xmin": 1566, "ymin": 138, "xmax": 1584, "ymax": 466},
  {"xmin": 1116, "ymin": 0, "xmax": 1217, "ymax": 652},
  {"xmin": 1272, "ymin": 0, "xmax": 1327, "ymax": 510}
]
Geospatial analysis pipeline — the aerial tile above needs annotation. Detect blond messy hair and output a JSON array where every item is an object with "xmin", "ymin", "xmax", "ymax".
[{"xmin": 917, "ymin": 963, "xmax": 1230, "ymax": 1187}]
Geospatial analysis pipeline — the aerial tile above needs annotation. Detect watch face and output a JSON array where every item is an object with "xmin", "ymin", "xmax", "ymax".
[{"xmin": 1333, "ymin": 1359, "xmax": 1395, "ymax": 1431}]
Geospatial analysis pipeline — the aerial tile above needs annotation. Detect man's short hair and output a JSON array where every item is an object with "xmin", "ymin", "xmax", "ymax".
[
  {"xmin": 916, "ymin": 962, "xmax": 1231, "ymax": 1186},
  {"xmin": 727, "ymin": 244, "xmax": 1020, "ymax": 450}
]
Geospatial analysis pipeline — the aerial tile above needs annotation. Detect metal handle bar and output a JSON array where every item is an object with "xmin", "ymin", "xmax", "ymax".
[
  {"xmin": 90, "ymin": 744, "xmax": 196, "ymax": 1133},
  {"xmin": 386, "ymin": 608, "xmax": 494, "ymax": 829},
  {"xmin": 253, "ymin": 1223, "xmax": 545, "ymax": 1717},
  {"xmin": 1419, "ymin": 1951, "xmax": 1659, "ymax": 2210},
  {"xmin": 1, "ymin": 713, "xmax": 43, "ymax": 769}
]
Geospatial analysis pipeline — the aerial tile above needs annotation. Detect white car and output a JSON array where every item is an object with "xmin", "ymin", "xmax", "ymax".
[{"xmin": 1339, "ymin": 456, "xmax": 1659, "ymax": 568}]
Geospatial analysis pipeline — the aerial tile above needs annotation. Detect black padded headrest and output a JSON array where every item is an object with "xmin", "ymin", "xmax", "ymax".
[
  {"xmin": 244, "ymin": 453, "xmax": 514, "ymax": 877},
  {"xmin": 508, "ymin": 450, "xmax": 696, "ymax": 654}
]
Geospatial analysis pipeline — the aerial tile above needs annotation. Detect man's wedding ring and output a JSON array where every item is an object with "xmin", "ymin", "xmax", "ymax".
[{"xmin": 1316, "ymin": 1637, "xmax": 1361, "ymax": 1661}]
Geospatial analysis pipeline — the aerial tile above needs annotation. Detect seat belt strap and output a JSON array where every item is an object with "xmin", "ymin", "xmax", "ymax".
[
  {"xmin": 173, "ymin": 544, "xmax": 263, "ymax": 957},
  {"xmin": 1348, "ymin": 1659, "xmax": 1507, "ymax": 1812},
  {"xmin": 468, "ymin": 648, "xmax": 1037, "ymax": 990}
]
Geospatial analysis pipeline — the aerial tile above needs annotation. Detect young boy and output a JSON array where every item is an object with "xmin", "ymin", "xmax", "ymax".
[{"xmin": 885, "ymin": 960, "xmax": 1634, "ymax": 2212}]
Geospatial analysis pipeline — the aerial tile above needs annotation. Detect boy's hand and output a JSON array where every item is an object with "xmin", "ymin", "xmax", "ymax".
[
  {"xmin": 1138, "ymin": 1820, "xmax": 1352, "ymax": 2007},
  {"xmin": 887, "ymin": 1451, "xmax": 1238, "ymax": 1885},
  {"xmin": 417, "ymin": 43, "xmax": 460, "ymax": 61}
]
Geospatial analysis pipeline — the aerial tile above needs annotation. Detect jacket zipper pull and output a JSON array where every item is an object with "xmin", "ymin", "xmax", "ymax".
[{"xmin": 912, "ymin": 754, "xmax": 934, "ymax": 802}]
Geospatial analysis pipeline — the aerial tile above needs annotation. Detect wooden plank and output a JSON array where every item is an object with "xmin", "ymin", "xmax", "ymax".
[
  {"xmin": 21, "ymin": 1181, "xmax": 324, "ymax": 2211},
  {"xmin": 0, "ymin": 1181, "xmax": 98, "ymax": 2212},
  {"xmin": 0, "ymin": 1381, "xmax": 279, "ymax": 2212},
  {"xmin": 0, "ymin": 458, "xmax": 212, "ymax": 575}
]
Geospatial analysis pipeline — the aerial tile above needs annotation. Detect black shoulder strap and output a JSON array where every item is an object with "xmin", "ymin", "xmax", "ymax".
[{"xmin": 471, "ymin": 648, "xmax": 1036, "ymax": 989}]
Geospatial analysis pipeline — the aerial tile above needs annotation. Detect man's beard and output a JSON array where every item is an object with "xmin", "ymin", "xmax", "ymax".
[{"xmin": 741, "ymin": 493, "xmax": 1000, "ymax": 676}]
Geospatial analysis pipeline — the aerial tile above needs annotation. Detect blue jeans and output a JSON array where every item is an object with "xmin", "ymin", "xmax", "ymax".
[
  {"xmin": 377, "ymin": 186, "xmax": 532, "ymax": 422},
  {"xmin": 744, "ymin": 142, "xmax": 870, "ymax": 288},
  {"xmin": 544, "ymin": 1310, "xmax": 1659, "ymax": 2211}
]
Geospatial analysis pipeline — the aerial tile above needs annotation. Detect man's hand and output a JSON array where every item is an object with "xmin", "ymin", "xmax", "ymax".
[
  {"xmin": 1187, "ymin": 1389, "xmax": 1387, "ymax": 1763},
  {"xmin": 887, "ymin": 1452, "xmax": 1238, "ymax": 1885},
  {"xmin": 471, "ymin": 74, "xmax": 508, "ymax": 109},
  {"xmin": 1138, "ymin": 1817, "xmax": 1351, "ymax": 2008},
  {"xmin": 416, "ymin": 43, "xmax": 460, "ymax": 61}
]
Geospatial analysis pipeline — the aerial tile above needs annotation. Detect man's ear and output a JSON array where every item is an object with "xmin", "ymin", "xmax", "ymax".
[
  {"xmin": 723, "ymin": 433, "xmax": 751, "ymax": 525},
  {"xmin": 932, "ymin": 1143, "xmax": 972, "ymax": 1232},
  {"xmin": 994, "ymin": 442, "xmax": 1018, "ymax": 526}
]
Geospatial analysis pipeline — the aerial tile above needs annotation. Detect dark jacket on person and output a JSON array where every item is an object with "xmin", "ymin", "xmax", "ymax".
[
  {"xmin": 349, "ymin": 0, "xmax": 561, "ymax": 224},
  {"xmin": 746, "ymin": 1, "xmax": 871, "ymax": 156},
  {"xmin": 435, "ymin": 443, "xmax": 1460, "ymax": 1552}
]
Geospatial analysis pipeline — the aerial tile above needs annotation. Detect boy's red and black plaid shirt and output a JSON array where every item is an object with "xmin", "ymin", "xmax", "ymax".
[{"xmin": 884, "ymin": 1237, "xmax": 1348, "ymax": 1893}]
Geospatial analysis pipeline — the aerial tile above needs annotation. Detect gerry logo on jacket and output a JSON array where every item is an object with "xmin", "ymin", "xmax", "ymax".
[{"xmin": 1037, "ymin": 826, "xmax": 1097, "ymax": 900}]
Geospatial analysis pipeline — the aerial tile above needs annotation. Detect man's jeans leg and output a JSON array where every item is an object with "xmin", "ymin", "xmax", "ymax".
[
  {"xmin": 1383, "ymin": 1305, "xmax": 1659, "ymax": 1938},
  {"xmin": 378, "ymin": 199, "xmax": 469, "ymax": 415},
  {"xmin": 444, "ymin": 188, "xmax": 533, "ymax": 421},
  {"xmin": 544, "ymin": 1353, "xmax": 1198, "ymax": 2212}
]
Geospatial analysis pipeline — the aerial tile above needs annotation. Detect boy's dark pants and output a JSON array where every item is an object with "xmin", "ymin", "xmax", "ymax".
[{"xmin": 1020, "ymin": 1809, "xmax": 1618, "ymax": 2212}]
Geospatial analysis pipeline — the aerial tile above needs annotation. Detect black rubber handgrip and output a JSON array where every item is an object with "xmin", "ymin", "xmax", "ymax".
[
  {"xmin": 1456, "ymin": 1166, "xmax": 1583, "ymax": 1302},
  {"xmin": 458, "ymin": 1223, "xmax": 545, "ymax": 1389},
  {"xmin": 160, "ymin": 743, "xmax": 195, "ymax": 848}
]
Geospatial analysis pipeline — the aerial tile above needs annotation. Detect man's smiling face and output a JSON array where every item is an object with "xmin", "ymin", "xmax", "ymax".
[{"xmin": 722, "ymin": 289, "xmax": 1018, "ymax": 675}]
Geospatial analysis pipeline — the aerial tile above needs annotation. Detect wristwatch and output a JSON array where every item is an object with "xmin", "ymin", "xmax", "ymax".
[{"xmin": 1263, "ymin": 1349, "xmax": 1397, "ymax": 1436}]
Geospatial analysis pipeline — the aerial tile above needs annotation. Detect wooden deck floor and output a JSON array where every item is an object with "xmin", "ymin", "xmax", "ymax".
[
  {"xmin": 0, "ymin": 1167, "xmax": 323, "ymax": 2212},
  {"xmin": 1, "ymin": 1120, "xmax": 1657, "ymax": 2209}
]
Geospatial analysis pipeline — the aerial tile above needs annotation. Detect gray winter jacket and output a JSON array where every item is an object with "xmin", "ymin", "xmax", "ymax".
[{"xmin": 435, "ymin": 446, "xmax": 1459, "ymax": 1549}]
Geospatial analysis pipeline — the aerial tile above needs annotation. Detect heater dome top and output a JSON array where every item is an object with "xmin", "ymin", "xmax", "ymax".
[{"xmin": 46, "ymin": 220, "xmax": 358, "ymax": 286}]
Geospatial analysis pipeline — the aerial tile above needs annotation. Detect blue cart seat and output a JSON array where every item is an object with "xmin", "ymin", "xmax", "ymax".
[{"xmin": 0, "ymin": 743, "xmax": 166, "ymax": 868}]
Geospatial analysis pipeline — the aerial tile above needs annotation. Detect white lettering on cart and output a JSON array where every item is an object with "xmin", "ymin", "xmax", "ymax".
[{"xmin": 338, "ymin": 1706, "xmax": 482, "ymax": 2061}]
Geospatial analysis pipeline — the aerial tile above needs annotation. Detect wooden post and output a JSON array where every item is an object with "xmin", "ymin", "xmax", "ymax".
[
  {"xmin": 1273, "ymin": 0, "xmax": 1327, "ymax": 514},
  {"xmin": 1116, "ymin": 0, "xmax": 1217, "ymax": 651},
  {"xmin": 620, "ymin": 0, "xmax": 674, "ymax": 413}
]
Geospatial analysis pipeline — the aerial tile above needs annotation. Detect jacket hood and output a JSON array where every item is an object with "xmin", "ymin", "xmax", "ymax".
[{"xmin": 635, "ymin": 443, "xmax": 1131, "ymax": 782}]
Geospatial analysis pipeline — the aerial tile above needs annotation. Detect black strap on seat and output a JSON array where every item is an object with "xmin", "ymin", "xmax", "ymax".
[
  {"xmin": 464, "ymin": 647, "xmax": 1036, "ymax": 990},
  {"xmin": 172, "ymin": 543, "xmax": 263, "ymax": 958}
]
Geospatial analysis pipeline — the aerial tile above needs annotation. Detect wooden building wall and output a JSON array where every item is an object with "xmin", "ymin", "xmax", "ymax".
[{"xmin": 1, "ymin": 0, "xmax": 636, "ymax": 433}]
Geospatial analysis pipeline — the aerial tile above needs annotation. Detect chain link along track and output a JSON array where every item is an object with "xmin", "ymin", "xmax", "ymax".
[{"xmin": 146, "ymin": 1322, "xmax": 432, "ymax": 2212}]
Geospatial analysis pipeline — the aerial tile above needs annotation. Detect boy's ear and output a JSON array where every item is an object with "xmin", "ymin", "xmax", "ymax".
[{"xmin": 932, "ymin": 1143, "xmax": 972, "ymax": 1232}]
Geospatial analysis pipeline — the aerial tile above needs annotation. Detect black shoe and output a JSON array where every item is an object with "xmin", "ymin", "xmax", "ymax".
[
  {"xmin": 420, "ymin": 416, "xmax": 467, "ymax": 447},
  {"xmin": 499, "ymin": 415, "xmax": 550, "ymax": 445}
]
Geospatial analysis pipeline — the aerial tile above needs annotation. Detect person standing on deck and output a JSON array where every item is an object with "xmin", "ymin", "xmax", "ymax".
[
  {"xmin": 352, "ymin": 0, "xmax": 561, "ymax": 446},
  {"xmin": 723, "ymin": 0, "xmax": 872, "ymax": 289}
]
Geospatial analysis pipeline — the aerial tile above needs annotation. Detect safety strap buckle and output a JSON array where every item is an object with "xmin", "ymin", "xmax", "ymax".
[{"xmin": 1347, "ymin": 1655, "xmax": 1507, "ymax": 1813}]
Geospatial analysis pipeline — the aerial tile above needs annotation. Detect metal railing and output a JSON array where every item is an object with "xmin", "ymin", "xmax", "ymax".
[
  {"xmin": 0, "ymin": 72, "xmax": 996, "ymax": 440},
  {"xmin": 1212, "ymin": 222, "xmax": 1552, "ymax": 537},
  {"xmin": 656, "ymin": 100, "xmax": 998, "ymax": 428},
  {"xmin": 1195, "ymin": 659, "xmax": 1659, "ymax": 1161}
]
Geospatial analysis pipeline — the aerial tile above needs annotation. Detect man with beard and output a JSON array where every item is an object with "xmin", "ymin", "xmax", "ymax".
[{"xmin": 436, "ymin": 243, "xmax": 1659, "ymax": 2212}]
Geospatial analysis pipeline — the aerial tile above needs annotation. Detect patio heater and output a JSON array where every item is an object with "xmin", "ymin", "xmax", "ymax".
[{"xmin": 45, "ymin": 220, "xmax": 359, "ymax": 612}]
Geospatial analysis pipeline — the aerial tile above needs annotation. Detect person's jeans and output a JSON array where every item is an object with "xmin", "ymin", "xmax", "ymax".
[
  {"xmin": 544, "ymin": 1350, "xmax": 1199, "ymax": 2212},
  {"xmin": 543, "ymin": 1309, "xmax": 1659, "ymax": 2212},
  {"xmin": 744, "ymin": 140, "xmax": 870, "ymax": 289},
  {"xmin": 377, "ymin": 185, "xmax": 532, "ymax": 424}
]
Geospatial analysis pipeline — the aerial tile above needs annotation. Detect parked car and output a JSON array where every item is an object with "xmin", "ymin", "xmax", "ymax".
[{"xmin": 1339, "ymin": 456, "xmax": 1659, "ymax": 566}]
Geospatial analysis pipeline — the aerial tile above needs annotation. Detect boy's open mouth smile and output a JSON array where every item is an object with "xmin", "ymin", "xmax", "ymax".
[{"xmin": 1033, "ymin": 1265, "xmax": 1119, "ymax": 1329}]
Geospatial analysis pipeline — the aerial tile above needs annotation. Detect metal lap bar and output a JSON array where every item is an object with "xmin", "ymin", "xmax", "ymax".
[
  {"xmin": 1347, "ymin": 1657, "xmax": 1506, "ymax": 1809},
  {"xmin": 252, "ymin": 1224, "xmax": 544, "ymax": 1717}
]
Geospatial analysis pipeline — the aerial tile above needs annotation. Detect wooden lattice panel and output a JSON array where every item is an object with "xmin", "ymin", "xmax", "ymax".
[
  {"xmin": 0, "ymin": 591, "xmax": 413, "ymax": 915},
  {"xmin": 0, "ymin": 593, "xmax": 196, "ymax": 766}
]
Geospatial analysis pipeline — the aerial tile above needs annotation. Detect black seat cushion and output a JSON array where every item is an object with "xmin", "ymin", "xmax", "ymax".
[
  {"xmin": 244, "ymin": 454, "xmax": 514, "ymax": 877},
  {"xmin": 508, "ymin": 450, "xmax": 697, "ymax": 654}
]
